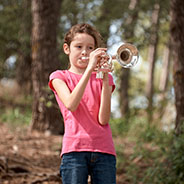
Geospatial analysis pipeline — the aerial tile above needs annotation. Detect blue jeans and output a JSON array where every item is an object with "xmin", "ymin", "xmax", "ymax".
[{"xmin": 60, "ymin": 152, "xmax": 116, "ymax": 184}]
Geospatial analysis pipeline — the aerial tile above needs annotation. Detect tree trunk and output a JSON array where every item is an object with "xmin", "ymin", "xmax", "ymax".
[
  {"xmin": 157, "ymin": 40, "xmax": 171, "ymax": 120},
  {"xmin": 119, "ymin": 68, "xmax": 130, "ymax": 116},
  {"xmin": 94, "ymin": 0, "xmax": 116, "ymax": 44},
  {"xmin": 119, "ymin": 0, "xmax": 139, "ymax": 117},
  {"xmin": 159, "ymin": 40, "xmax": 171, "ymax": 93},
  {"xmin": 145, "ymin": 3, "xmax": 160, "ymax": 121},
  {"xmin": 170, "ymin": 0, "xmax": 184, "ymax": 134},
  {"xmin": 31, "ymin": 0, "xmax": 64, "ymax": 135},
  {"xmin": 16, "ymin": 0, "xmax": 32, "ymax": 94}
]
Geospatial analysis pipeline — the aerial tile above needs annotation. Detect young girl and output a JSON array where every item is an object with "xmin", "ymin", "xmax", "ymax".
[{"xmin": 49, "ymin": 23, "xmax": 116, "ymax": 184}]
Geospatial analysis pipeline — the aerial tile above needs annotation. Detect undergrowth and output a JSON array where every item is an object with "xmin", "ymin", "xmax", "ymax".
[
  {"xmin": 110, "ymin": 116, "xmax": 184, "ymax": 184},
  {"xmin": 0, "ymin": 94, "xmax": 32, "ymax": 129}
]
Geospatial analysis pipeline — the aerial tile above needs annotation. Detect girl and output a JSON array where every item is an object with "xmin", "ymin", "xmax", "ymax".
[{"xmin": 49, "ymin": 23, "xmax": 116, "ymax": 184}]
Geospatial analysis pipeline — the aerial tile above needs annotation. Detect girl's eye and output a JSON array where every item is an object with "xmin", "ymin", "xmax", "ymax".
[
  {"xmin": 76, "ymin": 45, "xmax": 82, "ymax": 48},
  {"xmin": 89, "ymin": 46, "xmax": 94, "ymax": 50}
]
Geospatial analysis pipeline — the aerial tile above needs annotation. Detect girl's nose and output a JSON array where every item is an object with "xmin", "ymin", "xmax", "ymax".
[{"xmin": 81, "ymin": 49, "xmax": 87, "ymax": 55}]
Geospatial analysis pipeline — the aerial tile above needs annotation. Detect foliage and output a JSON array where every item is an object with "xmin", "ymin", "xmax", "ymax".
[
  {"xmin": 0, "ymin": 95, "xmax": 32, "ymax": 131},
  {"xmin": 0, "ymin": 0, "xmax": 23, "ymax": 78},
  {"xmin": 138, "ymin": 123, "xmax": 170, "ymax": 145},
  {"xmin": 0, "ymin": 81, "xmax": 32, "ymax": 127},
  {"xmin": 111, "ymin": 113, "xmax": 184, "ymax": 184},
  {"xmin": 142, "ymin": 124, "xmax": 184, "ymax": 184},
  {"xmin": 0, "ymin": 107, "xmax": 32, "ymax": 127},
  {"xmin": 110, "ymin": 118, "xmax": 130, "ymax": 137}
]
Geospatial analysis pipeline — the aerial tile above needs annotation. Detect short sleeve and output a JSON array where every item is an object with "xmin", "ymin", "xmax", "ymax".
[
  {"xmin": 48, "ymin": 70, "xmax": 66, "ymax": 92},
  {"xmin": 108, "ymin": 73, "xmax": 115, "ymax": 92}
]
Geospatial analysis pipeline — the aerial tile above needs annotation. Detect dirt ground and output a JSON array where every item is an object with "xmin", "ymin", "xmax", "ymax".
[
  {"xmin": 0, "ymin": 122, "xmax": 62, "ymax": 184},
  {"xmin": 0, "ymin": 122, "xmax": 131, "ymax": 184}
]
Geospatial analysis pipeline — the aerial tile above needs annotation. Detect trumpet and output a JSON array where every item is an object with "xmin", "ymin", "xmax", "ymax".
[{"xmin": 96, "ymin": 43, "xmax": 139, "ymax": 79}]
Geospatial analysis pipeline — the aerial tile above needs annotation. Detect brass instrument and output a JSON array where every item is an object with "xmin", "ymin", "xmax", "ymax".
[{"xmin": 96, "ymin": 43, "xmax": 139, "ymax": 79}]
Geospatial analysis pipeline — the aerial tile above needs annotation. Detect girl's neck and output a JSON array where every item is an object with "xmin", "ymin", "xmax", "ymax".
[{"xmin": 68, "ymin": 67, "xmax": 86, "ymax": 75}]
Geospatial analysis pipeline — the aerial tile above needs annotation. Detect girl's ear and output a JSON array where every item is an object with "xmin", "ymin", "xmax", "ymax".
[{"xmin": 63, "ymin": 43, "xmax": 70, "ymax": 55}]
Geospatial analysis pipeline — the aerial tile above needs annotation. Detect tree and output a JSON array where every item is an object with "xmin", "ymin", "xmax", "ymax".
[
  {"xmin": 119, "ymin": 0, "xmax": 140, "ymax": 118},
  {"xmin": 0, "ymin": 0, "xmax": 22, "ymax": 78},
  {"xmin": 159, "ymin": 39, "xmax": 171, "ymax": 93},
  {"xmin": 145, "ymin": 2, "xmax": 160, "ymax": 121},
  {"xmin": 170, "ymin": 0, "xmax": 184, "ymax": 134},
  {"xmin": 94, "ymin": 0, "xmax": 119, "ymax": 44},
  {"xmin": 31, "ymin": 0, "xmax": 64, "ymax": 135},
  {"xmin": 16, "ymin": 0, "xmax": 32, "ymax": 93},
  {"xmin": 157, "ymin": 39, "xmax": 172, "ymax": 119}
]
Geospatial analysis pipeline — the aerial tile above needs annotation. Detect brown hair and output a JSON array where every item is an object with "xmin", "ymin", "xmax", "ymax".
[{"xmin": 64, "ymin": 23, "xmax": 103, "ymax": 48}]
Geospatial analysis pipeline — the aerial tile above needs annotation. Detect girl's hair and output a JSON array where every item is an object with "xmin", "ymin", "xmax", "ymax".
[{"xmin": 64, "ymin": 23, "xmax": 104, "ymax": 48}]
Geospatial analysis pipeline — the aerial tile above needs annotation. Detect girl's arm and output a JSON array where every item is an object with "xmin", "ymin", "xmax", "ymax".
[
  {"xmin": 52, "ymin": 67, "xmax": 93, "ymax": 112},
  {"xmin": 98, "ymin": 73, "xmax": 112, "ymax": 125}
]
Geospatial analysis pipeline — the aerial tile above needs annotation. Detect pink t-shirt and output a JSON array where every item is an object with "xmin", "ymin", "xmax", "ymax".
[{"xmin": 49, "ymin": 70, "xmax": 116, "ymax": 156}]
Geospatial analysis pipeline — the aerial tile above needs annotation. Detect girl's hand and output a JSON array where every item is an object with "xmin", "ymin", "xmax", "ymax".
[
  {"xmin": 87, "ymin": 48, "xmax": 107, "ymax": 71},
  {"xmin": 99, "ymin": 61, "xmax": 113, "ymax": 73}
]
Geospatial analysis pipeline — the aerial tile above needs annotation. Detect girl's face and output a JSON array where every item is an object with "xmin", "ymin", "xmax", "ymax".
[{"xmin": 63, "ymin": 33, "xmax": 95, "ymax": 74}]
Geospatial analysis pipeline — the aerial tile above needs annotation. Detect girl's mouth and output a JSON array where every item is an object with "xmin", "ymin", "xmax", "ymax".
[{"xmin": 81, "ymin": 56, "xmax": 89, "ymax": 61}]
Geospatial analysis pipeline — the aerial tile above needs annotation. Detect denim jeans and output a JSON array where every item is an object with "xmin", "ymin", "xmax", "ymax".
[{"xmin": 60, "ymin": 151, "xmax": 116, "ymax": 184}]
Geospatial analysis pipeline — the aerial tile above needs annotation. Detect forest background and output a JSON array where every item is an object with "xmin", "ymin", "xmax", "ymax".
[{"xmin": 0, "ymin": 0, "xmax": 184, "ymax": 183}]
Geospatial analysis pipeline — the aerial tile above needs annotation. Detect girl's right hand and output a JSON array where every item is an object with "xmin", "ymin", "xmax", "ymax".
[{"xmin": 87, "ymin": 48, "xmax": 108, "ymax": 71}]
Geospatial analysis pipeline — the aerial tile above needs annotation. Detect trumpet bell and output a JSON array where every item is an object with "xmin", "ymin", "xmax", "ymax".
[{"xmin": 116, "ymin": 43, "xmax": 139, "ymax": 68}]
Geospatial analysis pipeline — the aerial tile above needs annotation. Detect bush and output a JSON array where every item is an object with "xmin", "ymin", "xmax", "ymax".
[
  {"xmin": 110, "ymin": 118, "xmax": 130, "ymax": 137},
  {"xmin": 142, "ymin": 124, "xmax": 184, "ymax": 184}
]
